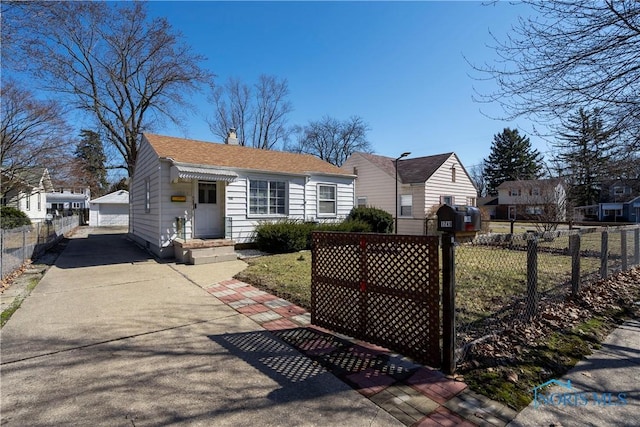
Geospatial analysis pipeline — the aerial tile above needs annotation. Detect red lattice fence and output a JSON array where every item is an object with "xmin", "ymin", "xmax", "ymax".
[{"xmin": 311, "ymin": 232, "xmax": 441, "ymax": 367}]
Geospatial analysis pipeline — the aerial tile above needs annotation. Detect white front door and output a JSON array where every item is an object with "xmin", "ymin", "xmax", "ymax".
[{"xmin": 194, "ymin": 181, "xmax": 222, "ymax": 238}]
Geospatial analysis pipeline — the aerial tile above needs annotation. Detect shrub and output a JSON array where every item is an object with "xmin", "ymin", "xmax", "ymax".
[
  {"xmin": 347, "ymin": 206, "xmax": 393, "ymax": 233},
  {"xmin": 0, "ymin": 206, "xmax": 31, "ymax": 229},
  {"xmin": 315, "ymin": 220, "xmax": 371, "ymax": 233},
  {"xmin": 254, "ymin": 220, "xmax": 313, "ymax": 253}
]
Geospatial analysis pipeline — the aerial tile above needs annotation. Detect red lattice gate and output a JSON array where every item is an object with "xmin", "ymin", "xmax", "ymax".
[{"xmin": 311, "ymin": 232, "xmax": 441, "ymax": 367}]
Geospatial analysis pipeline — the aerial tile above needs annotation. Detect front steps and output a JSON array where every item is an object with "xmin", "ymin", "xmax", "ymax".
[{"xmin": 173, "ymin": 238, "xmax": 237, "ymax": 265}]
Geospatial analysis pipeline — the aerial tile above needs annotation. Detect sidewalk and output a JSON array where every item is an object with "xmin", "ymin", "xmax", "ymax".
[{"xmin": 507, "ymin": 319, "xmax": 640, "ymax": 427}]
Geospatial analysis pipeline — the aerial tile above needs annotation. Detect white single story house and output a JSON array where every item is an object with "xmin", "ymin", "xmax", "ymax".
[
  {"xmin": 129, "ymin": 132, "xmax": 355, "ymax": 259},
  {"xmin": 89, "ymin": 190, "xmax": 129, "ymax": 227},
  {"xmin": 342, "ymin": 152, "xmax": 477, "ymax": 235}
]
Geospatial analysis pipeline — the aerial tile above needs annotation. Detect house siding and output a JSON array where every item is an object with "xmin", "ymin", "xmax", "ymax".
[
  {"xmin": 225, "ymin": 173, "xmax": 354, "ymax": 244},
  {"xmin": 130, "ymin": 137, "xmax": 162, "ymax": 255},
  {"xmin": 342, "ymin": 153, "xmax": 396, "ymax": 214},
  {"xmin": 424, "ymin": 155, "xmax": 477, "ymax": 210}
]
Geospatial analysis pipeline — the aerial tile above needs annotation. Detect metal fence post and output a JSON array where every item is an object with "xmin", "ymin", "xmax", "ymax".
[
  {"xmin": 601, "ymin": 229, "xmax": 609, "ymax": 279},
  {"xmin": 526, "ymin": 235, "xmax": 538, "ymax": 319},
  {"xmin": 22, "ymin": 227, "xmax": 26, "ymax": 263},
  {"xmin": 0, "ymin": 229, "xmax": 4, "ymax": 279},
  {"xmin": 570, "ymin": 233, "xmax": 581, "ymax": 296},
  {"xmin": 621, "ymin": 229, "xmax": 628, "ymax": 271},
  {"xmin": 442, "ymin": 232, "xmax": 456, "ymax": 375},
  {"xmin": 634, "ymin": 228, "xmax": 640, "ymax": 267}
]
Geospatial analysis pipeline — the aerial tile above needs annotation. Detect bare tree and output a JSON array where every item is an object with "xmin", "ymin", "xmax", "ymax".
[
  {"xmin": 1, "ymin": 80, "xmax": 72, "ymax": 195},
  {"xmin": 3, "ymin": 1, "xmax": 212, "ymax": 176},
  {"xmin": 289, "ymin": 116, "xmax": 371, "ymax": 166},
  {"xmin": 473, "ymin": 1, "xmax": 640, "ymax": 153},
  {"xmin": 208, "ymin": 75, "xmax": 293, "ymax": 149},
  {"xmin": 468, "ymin": 162, "xmax": 487, "ymax": 197},
  {"xmin": 209, "ymin": 78, "xmax": 252, "ymax": 147}
]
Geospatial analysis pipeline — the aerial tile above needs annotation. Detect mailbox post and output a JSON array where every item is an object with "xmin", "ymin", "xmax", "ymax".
[{"xmin": 436, "ymin": 205, "xmax": 481, "ymax": 374}]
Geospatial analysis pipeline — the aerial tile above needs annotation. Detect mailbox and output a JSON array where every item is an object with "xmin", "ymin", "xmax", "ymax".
[{"xmin": 436, "ymin": 205, "xmax": 481, "ymax": 233}]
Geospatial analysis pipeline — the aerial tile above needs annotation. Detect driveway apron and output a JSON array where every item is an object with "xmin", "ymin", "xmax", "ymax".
[{"xmin": 0, "ymin": 228, "xmax": 401, "ymax": 426}]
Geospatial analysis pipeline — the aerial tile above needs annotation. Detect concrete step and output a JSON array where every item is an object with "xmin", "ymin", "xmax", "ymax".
[
  {"xmin": 189, "ymin": 245, "xmax": 236, "ymax": 257},
  {"xmin": 189, "ymin": 252, "xmax": 238, "ymax": 265}
]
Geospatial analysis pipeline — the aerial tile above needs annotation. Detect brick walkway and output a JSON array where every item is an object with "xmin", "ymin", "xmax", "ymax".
[{"xmin": 206, "ymin": 279, "xmax": 517, "ymax": 427}]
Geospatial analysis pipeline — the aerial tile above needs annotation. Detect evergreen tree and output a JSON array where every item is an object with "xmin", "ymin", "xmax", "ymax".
[
  {"xmin": 75, "ymin": 130, "xmax": 108, "ymax": 197},
  {"xmin": 553, "ymin": 108, "xmax": 615, "ymax": 207},
  {"xmin": 484, "ymin": 128, "xmax": 544, "ymax": 195}
]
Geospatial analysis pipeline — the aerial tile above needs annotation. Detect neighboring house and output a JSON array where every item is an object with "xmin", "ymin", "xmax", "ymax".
[
  {"xmin": 478, "ymin": 196, "xmax": 499, "ymax": 219},
  {"xmin": 89, "ymin": 190, "xmax": 129, "ymax": 227},
  {"xmin": 495, "ymin": 179, "xmax": 567, "ymax": 221},
  {"xmin": 341, "ymin": 152, "xmax": 477, "ymax": 235},
  {"xmin": 130, "ymin": 132, "xmax": 355, "ymax": 259},
  {"xmin": 46, "ymin": 185, "xmax": 91, "ymax": 216},
  {"xmin": 597, "ymin": 179, "xmax": 639, "ymax": 222},
  {"xmin": 0, "ymin": 167, "xmax": 53, "ymax": 223}
]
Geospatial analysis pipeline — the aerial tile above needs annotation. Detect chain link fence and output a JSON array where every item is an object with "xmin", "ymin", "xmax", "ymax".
[
  {"xmin": 454, "ymin": 224, "xmax": 640, "ymax": 362},
  {"xmin": 1, "ymin": 215, "xmax": 80, "ymax": 281}
]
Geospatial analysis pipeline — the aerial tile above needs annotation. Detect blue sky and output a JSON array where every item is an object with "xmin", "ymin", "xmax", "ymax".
[{"xmin": 149, "ymin": 1, "xmax": 543, "ymax": 170}]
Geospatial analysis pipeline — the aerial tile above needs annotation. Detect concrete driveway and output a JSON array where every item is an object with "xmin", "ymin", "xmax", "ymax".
[{"xmin": 0, "ymin": 227, "xmax": 401, "ymax": 426}]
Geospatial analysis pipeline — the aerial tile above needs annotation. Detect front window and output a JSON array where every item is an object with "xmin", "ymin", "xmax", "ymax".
[
  {"xmin": 451, "ymin": 166, "xmax": 456, "ymax": 183},
  {"xmin": 37, "ymin": 193, "xmax": 41, "ymax": 211},
  {"xmin": 613, "ymin": 186, "xmax": 625, "ymax": 196},
  {"xmin": 26, "ymin": 193, "xmax": 31, "ymax": 210},
  {"xmin": 509, "ymin": 188, "xmax": 521, "ymax": 197},
  {"xmin": 249, "ymin": 180, "xmax": 286, "ymax": 215},
  {"xmin": 467, "ymin": 196, "xmax": 476, "ymax": 206},
  {"xmin": 318, "ymin": 184, "xmax": 337, "ymax": 216},
  {"xmin": 531, "ymin": 187, "xmax": 540, "ymax": 196},
  {"xmin": 400, "ymin": 194, "xmax": 412, "ymax": 216},
  {"xmin": 357, "ymin": 197, "xmax": 367, "ymax": 207}
]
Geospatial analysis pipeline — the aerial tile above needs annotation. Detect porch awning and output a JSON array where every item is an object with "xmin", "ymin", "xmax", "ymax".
[{"xmin": 170, "ymin": 164, "xmax": 238, "ymax": 183}]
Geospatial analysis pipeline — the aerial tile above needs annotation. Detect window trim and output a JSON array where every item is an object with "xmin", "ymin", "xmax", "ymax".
[
  {"xmin": 400, "ymin": 194, "xmax": 412, "ymax": 217},
  {"xmin": 145, "ymin": 178, "xmax": 151, "ymax": 213},
  {"xmin": 441, "ymin": 195, "xmax": 454, "ymax": 205},
  {"xmin": 26, "ymin": 192, "xmax": 31, "ymax": 211},
  {"xmin": 247, "ymin": 178, "xmax": 288, "ymax": 217},
  {"xmin": 317, "ymin": 183, "xmax": 337, "ymax": 217}
]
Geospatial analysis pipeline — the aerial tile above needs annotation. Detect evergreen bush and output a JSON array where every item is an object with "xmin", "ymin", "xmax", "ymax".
[
  {"xmin": 346, "ymin": 206, "xmax": 393, "ymax": 233},
  {"xmin": 0, "ymin": 206, "xmax": 32, "ymax": 229}
]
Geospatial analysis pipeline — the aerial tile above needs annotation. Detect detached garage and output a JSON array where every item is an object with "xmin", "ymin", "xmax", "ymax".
[{"xmin": 89, "ymin": 190, "xmax": 129, "ymax": 227}]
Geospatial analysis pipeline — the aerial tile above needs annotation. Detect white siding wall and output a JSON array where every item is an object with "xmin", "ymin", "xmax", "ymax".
[
  {"xmin": 158, "ymin": 162, "xmax": 192, "ymax": 249},
  {"xmin": 130, "ymin": 137, "xmax": 162, "ymax": 254},
  {"xmin": 22, "ymin": 191, "xmax": 46, "ymax": 222},
  {"xmin": 342, "ymin": 153, "xmax": 396, "ymax": 214},
  {"xmin": 424, "ymin": 155, "xmax": 477, "ymax": 211},
  {"xmin": 225, "ymin": 173, "xmax": 354, "ymax": 244}
]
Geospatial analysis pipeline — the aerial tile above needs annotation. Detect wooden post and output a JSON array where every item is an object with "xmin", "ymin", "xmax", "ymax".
[
  {"xmin": 526, "ymin": 235, "xmax": 538, "ymax": 319},
  {"xmin": 570, "ymin": 233, "xmax": 581, "ymax": 296},
  {"xmin": 634, "ymin": 229, "xmax": 640, "ymax": 267},
  {"xmin": 442, "ymin": 232, "xmax": 456, "ymax": 375},
  {"xmin": 601, "ymin": 229, "xmax": 608, "ymax": 279},
  {"xmin": 621, "ymin": 229, "xmax": 628, "ymax": 271}
]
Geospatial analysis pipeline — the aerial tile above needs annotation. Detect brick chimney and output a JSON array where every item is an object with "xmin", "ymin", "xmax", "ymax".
[{"xmin": 225, "ymin": 128, "xmax": 238, "ymax": 145}]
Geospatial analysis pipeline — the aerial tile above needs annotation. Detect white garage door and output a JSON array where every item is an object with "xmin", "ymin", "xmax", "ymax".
[{"xmin": 98, "ymin": 204, "xmax": 129, "ymax": 226}]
